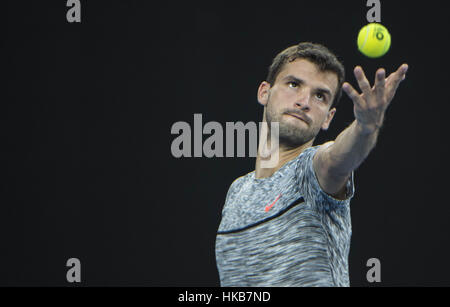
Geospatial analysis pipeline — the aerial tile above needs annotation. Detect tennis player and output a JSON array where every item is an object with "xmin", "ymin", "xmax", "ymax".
[{"xmin": 215, "ymin": 42, "xmax": 407, "ymax": 286}]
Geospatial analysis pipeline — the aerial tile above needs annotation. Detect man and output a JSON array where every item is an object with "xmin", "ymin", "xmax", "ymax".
[{"xmin": 215, "ymin": 42, "xmax": 408, "ymax": 286}]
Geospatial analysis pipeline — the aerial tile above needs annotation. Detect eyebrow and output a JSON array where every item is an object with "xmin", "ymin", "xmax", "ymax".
[{"xmin": 283, "ymin": 75, "xmax": 333, "ymax": 98}]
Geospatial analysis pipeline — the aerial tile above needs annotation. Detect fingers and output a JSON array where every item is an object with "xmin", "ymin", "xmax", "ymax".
[
  {"xmin": 354, "ymin": 66, "xmax": 371, "ymax": 97},
  {"xmin": 386, "ymin": 63, "xmax": 408, "ymax": 99},
  {"xmin": 374, "ymin": 68, "xmax": 385, "ymax": 103},
  {"xmin": 395, "ymin": 63, "xmax": 408, "ymax": 86},
  {"xmin": 342, "ymin": 82, "xmax": 365, "ymax": 108},
  {"xmin": 399, "ymin": 63, "xmax": 409, "ymax": 75},
  {"xmin": 345, "ymin": 64, "xmax": 408, "ymax": 107}
]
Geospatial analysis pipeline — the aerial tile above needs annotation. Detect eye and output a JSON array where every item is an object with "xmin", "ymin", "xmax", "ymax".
[
  {"xmin": 288, "ymin": 81, "xmax": 298, "ymax": 88},
  {"xmin": 316, "ymin": 93, "xmax": 325, "ymax": 101}
]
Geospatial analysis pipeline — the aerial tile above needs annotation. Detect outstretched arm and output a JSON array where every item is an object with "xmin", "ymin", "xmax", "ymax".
[{"xmin": 313, "ymin": 63, "xmax": 409, "ymax": 199}]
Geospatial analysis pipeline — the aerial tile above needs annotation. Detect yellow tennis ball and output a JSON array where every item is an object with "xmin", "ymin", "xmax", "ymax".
[{"xmin": 357, "ymin": 23, "xmax": 391, "ymax": 58}]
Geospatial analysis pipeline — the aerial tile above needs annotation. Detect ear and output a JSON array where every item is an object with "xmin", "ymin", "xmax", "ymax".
[
  {"xmin": 321, "ymin": 107, "xmax": 336, "ymax": 130},
  {"xmin": 257, "ymin": 81, "xmax": 271, "ymax": 106}
]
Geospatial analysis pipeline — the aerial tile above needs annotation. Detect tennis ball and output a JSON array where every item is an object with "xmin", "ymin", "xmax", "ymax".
[{"xmin": 357, "ymin": 23, "xmax": 391, "ymax": 58}]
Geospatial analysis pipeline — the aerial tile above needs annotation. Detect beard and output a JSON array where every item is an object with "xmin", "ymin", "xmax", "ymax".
[{"xmin": 265, "ymin": 100, "xmax": 320, "ymax": 149}]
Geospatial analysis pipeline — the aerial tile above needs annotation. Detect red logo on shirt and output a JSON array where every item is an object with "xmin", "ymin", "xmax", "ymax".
[{"xmin": 265, "ymin": 194, "xmax": 282, "ymax": 212}]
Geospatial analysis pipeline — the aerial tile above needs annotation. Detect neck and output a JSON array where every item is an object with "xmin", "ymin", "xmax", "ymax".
[{"xmin": 255, "ymin": 138, "xmax": 314, "ymax": 179}]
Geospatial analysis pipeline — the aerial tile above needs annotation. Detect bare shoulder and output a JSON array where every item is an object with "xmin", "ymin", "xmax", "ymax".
[
  {"xmin": 312, "ymin": 140, "xmax": 335, "ymax": 183},
  {"xmin": 312, "ymin": 141, "xmax": 349, "ymax": 200},
  {"xmin": 313, "ymin": 141, "xmax": 335, "ymax": 163}
]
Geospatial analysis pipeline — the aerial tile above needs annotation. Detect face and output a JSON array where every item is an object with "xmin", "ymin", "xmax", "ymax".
[{"xmin": 257, "ymin": 58, "xmax": 338, "ymax": 148}]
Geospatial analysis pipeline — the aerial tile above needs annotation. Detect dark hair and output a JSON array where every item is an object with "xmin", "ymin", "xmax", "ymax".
[{"xmin": 266, "ymin": 42, "xmax": 345, "ymax": 109}]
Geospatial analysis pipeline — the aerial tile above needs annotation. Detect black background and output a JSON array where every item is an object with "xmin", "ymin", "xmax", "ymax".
[{"xmin": 2, "ymin": 0, "xmax": 449, "ymax": 286}]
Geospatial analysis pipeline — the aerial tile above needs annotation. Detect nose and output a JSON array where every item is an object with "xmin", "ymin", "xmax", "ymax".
[{"xmin": 294, "ymin": 87, "xmax": 311, "ymax": 110}]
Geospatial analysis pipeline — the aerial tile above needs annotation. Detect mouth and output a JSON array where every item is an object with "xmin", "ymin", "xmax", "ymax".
[{"xmin": 286, "ymin": 113, "xmax": 308, "ymax": 124}]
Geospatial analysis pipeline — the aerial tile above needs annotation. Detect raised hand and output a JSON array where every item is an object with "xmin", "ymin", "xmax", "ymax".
[{"xmin": 342, "ymin": 64, "xmax": 408, "ymax": 133}]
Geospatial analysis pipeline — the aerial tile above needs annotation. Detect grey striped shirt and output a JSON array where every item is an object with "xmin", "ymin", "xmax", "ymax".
[{"xmin": 215, "ymin": 145, "xmax": 355, "ymax": 287}]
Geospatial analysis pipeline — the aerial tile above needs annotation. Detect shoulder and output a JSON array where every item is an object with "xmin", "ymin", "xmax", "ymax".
[
  {"xmin": 295, "ymin": 142, "xmax": 334, "ymax": 171},
  {"xmin": 312, "ymin": 141, "xmax": 354, "ymax": 201},
  {"xmin": 309, "ymin": 141, "xmax": 335, "ymax": 170},
  {"xmin": 220, "ymin": 172, "xmax": 251, "ymax": 217},
  {"xmin": 313, "ymin": 141, "xmax": 335, "ymax": 161},
  {"xmin": 226, "ymin": 171, "xmax": 252, "ymax": 195}
]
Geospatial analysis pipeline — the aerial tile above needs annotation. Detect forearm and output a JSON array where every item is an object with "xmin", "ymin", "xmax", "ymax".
[
  {"xmin": 319, "ymin": 63, "xmax": 407, "ymax": 185},
  {"xmin": 326, "ymin": 120, "xmax": 380, "ymax": 177}
]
